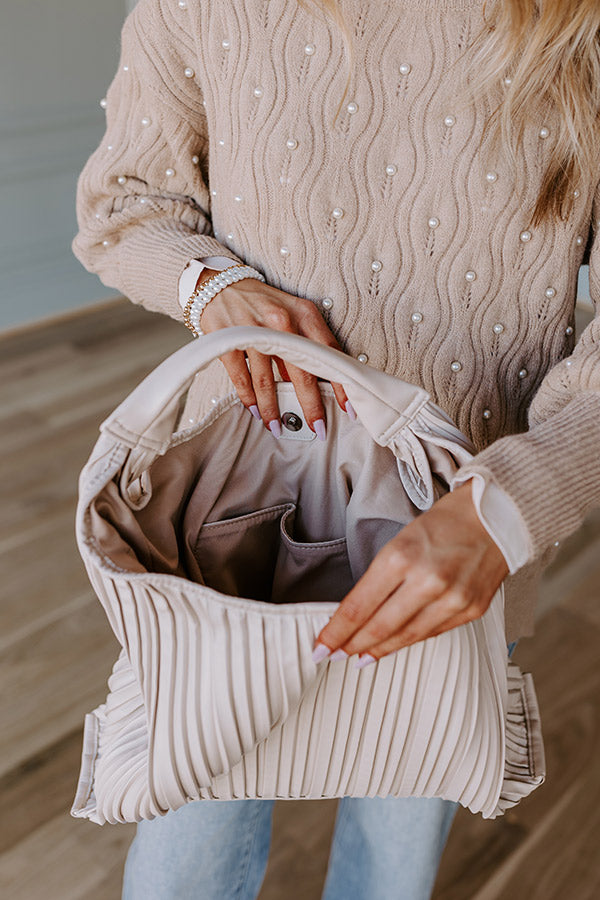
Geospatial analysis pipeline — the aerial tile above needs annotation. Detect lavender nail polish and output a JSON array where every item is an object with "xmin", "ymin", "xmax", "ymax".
[
  {"xmin": 312, "ymin": 642, "xmax": 332, "ymax": 663},
  {"xmin": 355, "ymin": 653, "xmax": 377, "ymax": 669},
  {"xmin": 329, "ymin": 648, "xmax": 349, "ymax": 662},
  {"xmin": 345, "ymin": 401, "xmax": 357, "ymax": 421},
  {"xmin": 269, "ymin": 419, "xmax": 282, "ymax": 439},
  {"xmin": 313, "ymin": 418, "xmax": 327, "ymax": 441},
  {"xmin": 249, "ymin": 404, "xmax": 261, "ymax": 420}
]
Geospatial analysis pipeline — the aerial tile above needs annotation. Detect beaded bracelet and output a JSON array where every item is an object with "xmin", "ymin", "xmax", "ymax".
[{"xmin": 183, "ymin": 264, "xmax": 266, "ymax": 337}]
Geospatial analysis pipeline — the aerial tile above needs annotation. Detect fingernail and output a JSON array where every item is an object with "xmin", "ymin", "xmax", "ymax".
[
  {"xmin": 355, "ymin": 653, "xmax": 377, "ymax": 669},
  {"xmin": 344, "ymin": 401, "xmax": 357, "ymax": 421},
  {"xmin": 249, "ymin": 404, "xmax": 261, "ymax": 420},
  {"xmin": 269, "ymin": 419, "xmax": 282, "ymax": 439},
  {"xmin": 312, "ymin": 642, "xmax": 332, "ymax": 664},
  {"xmin": 313, "ymin": 418, "xmax": 327, "ymax": 441},
  {"xmin": 329, "ymin": 648, "xmax": 349, "ymax": 662}
]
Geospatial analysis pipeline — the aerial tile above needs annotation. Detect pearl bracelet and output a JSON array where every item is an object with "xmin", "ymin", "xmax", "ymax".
[{"xmin": 183, "ymin": 264, "xmax": 266, "ymax": 337}]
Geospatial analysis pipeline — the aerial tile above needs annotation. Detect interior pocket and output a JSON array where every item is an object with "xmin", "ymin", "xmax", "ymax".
[
  {"xmin": 270, "ymin": 506, "xmax": 354, "ymax": 605},
  {"xmin": 193, "ymin": 502, "xmax": 294, "ymax": 601}
]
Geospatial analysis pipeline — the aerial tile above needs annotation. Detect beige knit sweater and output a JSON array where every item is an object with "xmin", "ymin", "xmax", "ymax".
[{"xmin": 72, "ymin": 0, "xmax": 600, "ymax": 640}]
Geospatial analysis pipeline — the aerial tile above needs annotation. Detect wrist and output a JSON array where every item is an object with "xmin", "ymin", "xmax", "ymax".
[{"xmin": 183, "ymin": 264, "xmax": 266, "ymax": 336}]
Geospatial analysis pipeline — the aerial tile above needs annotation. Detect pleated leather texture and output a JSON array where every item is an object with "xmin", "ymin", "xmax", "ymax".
[
  {"xmin": 70, "ymin": 328, "xmax": 546, "ymax": 825},
  {"xmin": 71, "ymin": 589, "xmax": 544, "ymax": 824}
]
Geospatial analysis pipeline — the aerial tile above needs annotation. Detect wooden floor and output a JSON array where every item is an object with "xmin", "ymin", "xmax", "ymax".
[{"xmin": 1, "ymin": 299, "xmax": 599, "ymax": 900}]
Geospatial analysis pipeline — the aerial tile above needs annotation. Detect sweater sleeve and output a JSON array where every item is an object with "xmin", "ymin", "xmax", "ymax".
[
  {"xmin": 71, "ymin": 0, "xmax": 244, "ymax": 321},
  {"xmin": 449, "ymin": 196, "xmax": 600, "ymax": 567}
]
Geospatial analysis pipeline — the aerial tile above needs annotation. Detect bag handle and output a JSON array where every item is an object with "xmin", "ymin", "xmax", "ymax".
[{"xmin": 101, "ymin": 326, "xmax": 431, "ymax": 452}]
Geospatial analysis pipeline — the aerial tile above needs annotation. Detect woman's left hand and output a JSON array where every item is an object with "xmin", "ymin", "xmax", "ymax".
[{"xmin": 312, "ymin": 481, "xmax": 510, "ymax": 666}]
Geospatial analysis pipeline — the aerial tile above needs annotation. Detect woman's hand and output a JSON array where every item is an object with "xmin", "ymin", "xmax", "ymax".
[
  {"xmin": 198, "ymin": 271, "xmax": 353, "ymax": 437},
  {"xmin": 312, "ymin": 481, "xmax": 510, "ymax": 666}
]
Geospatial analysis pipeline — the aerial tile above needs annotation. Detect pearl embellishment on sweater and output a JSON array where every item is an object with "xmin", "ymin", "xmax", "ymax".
[
  {"xmin": 357, "ymin": 353, "xmax": 368, "ymax": 364},
  {"xmin": 520, "ymin": 230, "xmax": 532, "ymax": 242},
  {"xmin": 218, "ymin": 139, "xmax": 225, "ymax": 146},
  {"xmin": 385, "ymin": 164, "xmax": 397, "ymax": 176},
  {"xmin": 545, "ymin": 287, "xmax": 556, "ymax": 298},
  {"xmin": 539, "ymin": 127, "xmax": 550, "ymax": 139},
  {"xmin": 192, "ymin": 155, "xmax": 199, "ymax": 164},
  {"xmin": 322, "ymin": 297, "xmax": 334, "ymax": 310},
  {"xmin": 518, "ymin": 368, "xmax": 528, "ymax": 378},
  {"xmin": 178, "ymin": 0, "xmax": 187, "ymax": 8},
  {"xmin": 253, "ymin": 87, "xmax": 263, "ymax": 97},
  {"xmin": 347, "ymin": 102, "xmax": 358, "ymax": 114},
  {"xmin": 332, "ymin": 207, "xmax": 344, "ymax": 219},
  {"xmin": 428, "ymin": 217, "xmax": 439, "ymax": 229},
  {"xmin": 141, "ymin": 116, "xmax": 151, "ymax": 126},
  {"xmin": 102, "ymin": 240, "xmax": 110, "ymax": 247},
  {"xmin": 450, "ymin": 361, "xmax": 462, "ymax": 372},
  {"xmin": 493, "ymin": 323, "xmax": 505, "ymax": 334},
  {"xmin": 165, "ymin": 168, "xmax": 175, "ymax": 177},
  {"xmin": 222, "ymin": 39, "xmax": 231, "ymax": 50},
  {"xmin": 565, "ymin": 326, "xmax": 574, "ymax": 335},
  {"xmin": 100, "ymin": 98, "xmax": 107, "ymax": 109},
  {"xmin": 304, "ymin": 44, "xmax": 315, "ymax": 55},
  {"xmin": 211, "ymin": 190, "xmax": 217, "ymax": 196},
  {"xmin": 399, "ymin": 63, "xmax": 411, "ymax": 75},
  {"xmin": 486, "ymin": 172, "xmax": 498, "ymax": 183},
  {"xmin": 184, "ymin": 67, "xmax": 194, "ymax": 78},
  {"xmin": 234, "ymin": 195, "xmax": 242, "ymax": 202},
  {"xmin": 444, "ymin": 115, "xmax": 455, "ymax": 127},
  {"xmin": 574, "ymin": 189, "xmax": 580, "ymax": 199},
  {"xmin": 465, "ymin": 270, "xmax": 477, "ymax": 282},
  {"xmin": 482, "ymin": 409, "xmax": 492, "ymax": 419},
  {"xmin": 371, "ymin": 260, "xmax": 382, "ymax": 272},
  {"xmin": 227, "ymin": 232, "xmax": 234, "ymax": 240},
  {"xmin": 280, "ymin": 246, "xmax": 290, "ymax": 256},
  {"xmin": 504, "ymin": 76, "xmax": 512, "ymax": 86},
  {"xmin": 117, "ymin": 176, "xmax": 126, "ymax": 185},
  {"xmin": 411, "ymin": 312, "xmax": 423, "ymax": 323},
  {"xmin": 576, "ymin": 236, "xmax": 584, "ymax": 246},
  {"xmin": 565, "ymin": 360, "xmax": 572, "ymax": 367},
  {"xmin": 286, "ymin": 138, "xmax": 298, "ymax": 149}
]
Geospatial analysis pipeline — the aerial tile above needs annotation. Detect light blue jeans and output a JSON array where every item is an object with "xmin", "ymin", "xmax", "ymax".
[{"xmin": 122, "ymin": 642, "xmax": 518, "ymax": 900}]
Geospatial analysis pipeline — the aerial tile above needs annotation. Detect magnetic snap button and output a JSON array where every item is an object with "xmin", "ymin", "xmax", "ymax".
[{"xmin": 282, "ymin": 411, "xmax": 303, "ymax": 432}]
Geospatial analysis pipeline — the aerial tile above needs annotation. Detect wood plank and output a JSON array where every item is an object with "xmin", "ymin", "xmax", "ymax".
[{"xmin": 0, "ymin": 596, "xmax": 121, "ymax": 779}]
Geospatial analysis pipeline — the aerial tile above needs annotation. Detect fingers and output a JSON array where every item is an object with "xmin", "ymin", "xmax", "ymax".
[
  {"xmin": 356, "ymin": 594, "xmax": 480, "ymax": 664},
  {"xmin": 219, "ymin": 350, "xmax": 258, "ymax": 415},
  {"xmin": 283, "ymin": 361, "xmax": 327, "ymax": 438},
  {"xmin": 273, "ymin": 356, "xmax": 291, "ymax": 382},
  {"xmin": 245, "ymin": 348, "xmax": 282, "ymax": 436},
  {"xmin": 313, "ymin": 544, "xmax": 411, "ymax": 654},
  {"xmin": 297, "ymin": 302, "xmax": 350, "ymax": 414}
]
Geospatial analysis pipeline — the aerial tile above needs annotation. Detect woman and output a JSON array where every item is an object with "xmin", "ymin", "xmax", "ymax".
[{"xmin": 73, "ymin": 0, "xmax": 600, "ymax": 897}]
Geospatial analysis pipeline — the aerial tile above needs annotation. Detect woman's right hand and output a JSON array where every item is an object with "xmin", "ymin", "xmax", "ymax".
[{"xmin": 197, "ymin": 271, "xmax": 354, "ymax": 439}]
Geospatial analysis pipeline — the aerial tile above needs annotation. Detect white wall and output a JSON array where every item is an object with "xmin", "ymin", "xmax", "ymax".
[{"xmin": 0, "ymin": 1, "xmax": 127, "ymax": 330}]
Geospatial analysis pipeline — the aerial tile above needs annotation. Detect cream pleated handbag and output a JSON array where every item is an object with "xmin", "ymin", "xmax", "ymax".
[{"xmin": 70, "ymin": 326, "xmax": 545, "ymax": 826}]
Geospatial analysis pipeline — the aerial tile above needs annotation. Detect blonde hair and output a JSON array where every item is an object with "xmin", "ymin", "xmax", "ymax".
[{"xmin": 299, "ymin": 0, "xmax": 600, "ymax": 226}]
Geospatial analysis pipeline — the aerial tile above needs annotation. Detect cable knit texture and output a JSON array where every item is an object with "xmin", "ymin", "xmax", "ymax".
[{"xmin": 72, "ymin": 0, "xmax": 600, "ymax": 639}]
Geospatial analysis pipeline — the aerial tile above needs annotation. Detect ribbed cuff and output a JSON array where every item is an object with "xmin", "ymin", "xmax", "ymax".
[
  {"xmin": 450, "ymin": 391, "xmax": 600, "ymax": 565},
  {"xmin": 114, "ymin": 223, "xmax": 245, "ymax": 322}
]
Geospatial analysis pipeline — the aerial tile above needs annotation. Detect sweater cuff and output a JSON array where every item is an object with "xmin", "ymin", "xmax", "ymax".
[
  {"xmin": 449, "ymin": 391, "xmax": 600, "ymax": 566},
  {"xmin": 109, "ymin": 223, "xmax": 245, "ymax": 321}
]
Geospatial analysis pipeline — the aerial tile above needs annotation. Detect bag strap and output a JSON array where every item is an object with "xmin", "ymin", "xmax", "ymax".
[{"xmin": 100, "ymin": 326, "xmax": 431, "ymax": 453}]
